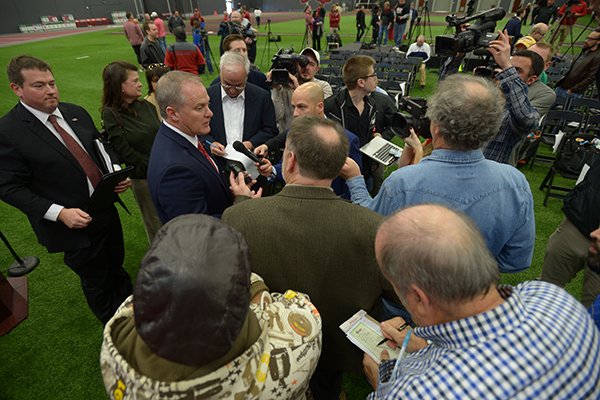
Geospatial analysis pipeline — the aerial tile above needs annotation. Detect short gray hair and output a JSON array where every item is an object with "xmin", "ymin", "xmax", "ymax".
[
  {"xmin": 377, "ymin": 204, "xmax": 499, "ymax": 304},
  {"xmin": 155, "ymin": 70, "xmax": 203, "ymax": 119},
  {"xmin": 287, "ymin": 116, "xmax": 349, "ymax": 180},
  {"xmin": 425, "ymin": 74, "xmax": 504, "ymax": 150},
  {"xmin": 219, "ymin": 51, "xmax": 250, "ymax": 75}
]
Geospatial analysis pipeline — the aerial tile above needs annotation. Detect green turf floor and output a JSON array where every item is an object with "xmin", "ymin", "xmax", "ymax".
[{"xmin": 0, "ymin": 14, "xmax": 596, "ymax": 399}]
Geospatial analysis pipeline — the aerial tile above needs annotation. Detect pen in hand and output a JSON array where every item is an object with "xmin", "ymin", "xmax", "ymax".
[{"xmin": 377, "ymin": 322, "xmax": 410, "ymax": 346}]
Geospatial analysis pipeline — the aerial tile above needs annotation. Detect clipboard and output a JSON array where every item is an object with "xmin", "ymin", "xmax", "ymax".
[{"xmin": 86, "ymin": 166, "xmax": 134, "ymax": 214}]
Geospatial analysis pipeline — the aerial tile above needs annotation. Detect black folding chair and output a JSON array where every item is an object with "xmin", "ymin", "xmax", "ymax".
[
  {"xmin": 539, "ymin": 131, "xmax": 599, "ymax": 206},
  {"xmin": 529, "ymin": 110, "xmax": 585, "ymax": 168}
]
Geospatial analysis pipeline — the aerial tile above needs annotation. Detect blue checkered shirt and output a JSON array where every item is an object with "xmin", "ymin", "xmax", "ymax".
[
  {"xmin": 482, "ymin": 67, "xmax": 539, "ymax": 164},
  {"xmin": 368, "ymin": 281, "xmax": 600, "ymax": 399}
]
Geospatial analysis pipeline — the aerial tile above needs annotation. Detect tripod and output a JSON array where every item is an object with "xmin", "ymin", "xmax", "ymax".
[
  {"xmin": 550, "ymin": 8, "xmax": 595, "ymax": 56},
  {"xmin": 301, "ymin": 25, "xmax": 310, "ymax": 50},
  {"xmin": 409, "ymin": 1, "xmax": 433, "ymax": 43},
  {"xmin": 549, "ymin": 6, "xmax": 577, "ymax": 56},
  {"xmin": 202, "ymin": 34, "xmax": 218, "ymax": 73},
  {"xmin": 259, "ymin": 19, "xmax": 279, "ymax": 68}
]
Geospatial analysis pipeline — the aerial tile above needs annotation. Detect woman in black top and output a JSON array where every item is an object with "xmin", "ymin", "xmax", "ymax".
[{"xmin": 101, "ymin": 61, "xmax": 161, "ymax": 243}]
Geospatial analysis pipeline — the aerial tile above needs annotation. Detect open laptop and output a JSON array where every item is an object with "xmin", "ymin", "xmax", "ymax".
[{"xmin": 360, "ymin": 136, "xmax": 403, "ymax": 166}]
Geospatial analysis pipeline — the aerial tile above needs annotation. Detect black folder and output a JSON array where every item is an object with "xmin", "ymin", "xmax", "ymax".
[{"xmin": 86, "ymin": 166, "xmax": 134, "ymax": 214}]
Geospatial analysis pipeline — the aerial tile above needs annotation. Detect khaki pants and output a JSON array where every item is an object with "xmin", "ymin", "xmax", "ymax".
[
  {"xmin": 418, "ymin": 63, "xmax": 426, "ymax": 87},
  {"xmin": 131, "ymin": 179, "xmax": 162, "ymax": 244},
  {"xmin": 541, "ymin": 217, "xmax": 600, "ymax": 307}
]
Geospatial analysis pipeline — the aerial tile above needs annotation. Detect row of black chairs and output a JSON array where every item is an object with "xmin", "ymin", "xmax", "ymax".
[{"xmin": 524, "ymin": 96, "xmax": 600, "ymax": 205}]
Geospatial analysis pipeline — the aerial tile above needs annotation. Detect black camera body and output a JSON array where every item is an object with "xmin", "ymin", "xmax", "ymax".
[
  {"xmin": 436, "ymin": 7, "xmax": 506, "ymax": 57},
  {"xmin": 393, "ymin": 98, "xmax": 432, "ymax": 139},
  {"xmin": 221, "ymin": 21, "xmax": 256, "ymax": 41},
  {"xmin": 270, "ymin": 48, "xmax": 308, "ymax": 85}
]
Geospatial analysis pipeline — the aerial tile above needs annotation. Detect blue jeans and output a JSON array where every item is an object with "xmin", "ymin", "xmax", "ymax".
[
  {"xmin": 378, "ymin": 25, "xmax": 388, "ymax": 45},
  {"xmin": 394, "ymin": 22, "xmax": 406, "ymax": 45},
  {"xmin": 555, "ymin": 86, "xmax": 582, "ymax": 100},
  {"xmin": 158, "ymin": 36, "xmax": 167, "ymax": 52}
]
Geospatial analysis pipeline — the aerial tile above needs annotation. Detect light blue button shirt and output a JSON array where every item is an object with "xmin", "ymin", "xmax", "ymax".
[{"xmin": 346, "ymin": 149, "xmax": 535, "ymax": 273}]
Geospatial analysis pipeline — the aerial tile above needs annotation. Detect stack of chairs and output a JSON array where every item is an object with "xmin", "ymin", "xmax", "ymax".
[{"xmin": 530, "ymin": 94, "xmax": 600, "ymax": 205}]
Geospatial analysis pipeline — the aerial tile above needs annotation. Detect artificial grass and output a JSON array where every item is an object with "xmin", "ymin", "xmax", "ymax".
[{"xmin": 0, "ymin": 14, "xmax": 593, "ymax": 399}]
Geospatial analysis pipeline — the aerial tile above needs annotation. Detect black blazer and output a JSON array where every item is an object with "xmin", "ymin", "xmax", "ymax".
[
  {"xmin": 0, "ymin": 102, "xmax": 111, "ymax": 252},
  {"xmin": 147, "ymin": 123, "xmax": 233, "ymax": 223},
  {"xmin": 206, "ymin": 82, "xmax": 278, "ymax": 148}
]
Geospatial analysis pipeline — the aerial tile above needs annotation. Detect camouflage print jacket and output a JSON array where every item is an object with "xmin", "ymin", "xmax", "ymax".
[{"xmin": 100, "ymin": 275, "xmax": 322, "ymax": 400}]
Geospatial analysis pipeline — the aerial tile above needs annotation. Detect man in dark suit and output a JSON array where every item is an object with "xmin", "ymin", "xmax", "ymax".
[
  {"xmin": 0, "ymin": 55, "xmax": 132, "ymax": 324},
  {"xmin": 147, "ymin": 71, "xmax": 259, "ymax": 224},
  {"xmin": 223, "ymin": 115, "xmax": 391, "ymax": 400},
  {"xmin": 503, "ymin": 8, "xmax": 526, "ymax": 43},
  {"xmin": 206, "ymin": 51, "xmax": 278, "ymax": 157}
]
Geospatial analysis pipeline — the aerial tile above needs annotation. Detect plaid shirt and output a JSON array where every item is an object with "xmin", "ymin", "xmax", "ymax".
[
  {"xmin": 483, "ymin": 67, "xmax": 539, "ymax": 164},
  {"xmin": 368, "ymin": 281, "xmax": 600, "ymax": 399}
]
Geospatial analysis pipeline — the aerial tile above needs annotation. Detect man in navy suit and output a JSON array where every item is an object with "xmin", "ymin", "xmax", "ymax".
[
  {"xmin": 206, "ymin": 51, "xmax": 278, "ymax": 157},
  {"xmin": 0, "ymin": 55, "xmax": 132, "ymax": 324},
  {"xmin": 147, "ymin": 71, "xmax": 259, "ymax": 224}
]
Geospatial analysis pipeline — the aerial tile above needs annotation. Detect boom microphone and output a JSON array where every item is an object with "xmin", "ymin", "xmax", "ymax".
[{"xmin": 232, "ymin": 141, "xmax": 267, "ymax": 165}]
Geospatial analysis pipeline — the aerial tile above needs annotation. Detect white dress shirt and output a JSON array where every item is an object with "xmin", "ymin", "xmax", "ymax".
[
  {"xmin": 221, "ymin": 86, "xmax": 245, "ymax": 145},
  {"xmin": 21, "ymin": 101, "xmax": 95, "ymax": 221}
]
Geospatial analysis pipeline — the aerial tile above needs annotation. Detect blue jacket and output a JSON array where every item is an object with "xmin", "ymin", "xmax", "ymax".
[{"xmin": 147, "ymin": 123, "xmax": 233, "ymax": 223}]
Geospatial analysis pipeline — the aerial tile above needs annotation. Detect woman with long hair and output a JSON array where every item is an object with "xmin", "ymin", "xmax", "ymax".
[{"xmin": 101, "ymin": 61, "xmax": 161, "ymax": 243}]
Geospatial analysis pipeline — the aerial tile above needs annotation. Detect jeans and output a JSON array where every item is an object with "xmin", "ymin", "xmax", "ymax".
[
  {"xmin": 555, "ymin": 86, "xmax": 582, "ymax": 100},
  {"xmin": 378, "ymin": 24, "xmax": 388, "ymax": 45},
  {"xmin": 158, "ymin": 36, "xmax": 167, "ymax": 52},
  {"xmin": 394, "ymin": 22, "xmax": 407, "ymax": 45}
]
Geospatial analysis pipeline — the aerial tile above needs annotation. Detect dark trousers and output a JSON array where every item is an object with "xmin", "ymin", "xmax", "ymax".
[
  {"xmin": 132, "ymin": 45, "xmax": 142, "ymax": 64},
  {"xmin": 310, "ymin": 366, "xmax": 343, "ymax": 400},
  {"xmin": 357, "ymin": 25, "xmax": 365, "ymax": 42},
  {"xmin": 63, "ymin": 207, "xmax": 132, "ymax": 324},
  {"xmin": 312, "ymin": 34, "xmax": 322, "ymax": 51}
]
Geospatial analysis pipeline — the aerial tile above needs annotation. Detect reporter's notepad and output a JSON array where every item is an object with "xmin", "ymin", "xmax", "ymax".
[{"xmin": 340, "ymin": 310, "xmax": 400, "ymax": 364}]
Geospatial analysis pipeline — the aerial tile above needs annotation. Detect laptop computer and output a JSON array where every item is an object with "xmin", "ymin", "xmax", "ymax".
[{"xmin": 360, "ymin": 136, "xmax": 403, "ymax": 166}]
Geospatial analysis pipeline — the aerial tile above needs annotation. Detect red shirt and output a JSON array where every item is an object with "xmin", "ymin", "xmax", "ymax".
[
  {"xmin": 165, "ymin": 42, "xmax": 206, "ymax": 75},
  {"xmin": 153, "ymin": 17, "xmax": 166, "ymax": 38},
  {"xmin": 558, "ymin": 1, "xmax": 587, "ymax": 25},
  {"xmin": 329, "ymin": 12, "xmax": 340, "ymax": 29}
]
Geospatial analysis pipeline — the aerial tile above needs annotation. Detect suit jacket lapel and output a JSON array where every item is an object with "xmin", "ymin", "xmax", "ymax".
[
  {"xmin": 164, "ymin": 126, "xmax": 229, "ymax": 193},
  {"xmin": 16, "ymin": 103, "xmax": 84, "ymax": 173},
  {"xmin": 243, "ymin": 87, "xmax": 252, "ymax": 140},
  {"xmin": 58, "ymin": 105, "xmax": 98, "ymax": 160},
  {"xmin": 210, "ymin": 90, "xmax": 227, "ymax": 144}
]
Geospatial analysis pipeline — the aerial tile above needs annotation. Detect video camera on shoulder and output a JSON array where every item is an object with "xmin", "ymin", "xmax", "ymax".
[
  {"xmin": 435, "ymin": 7, "xmax": 506, "ymax": 57},
  {"xmin": 270, "ymin": 48, "xmax": 308, "ymax": 85},
  {"xmin": 392, "ymin": 98, "xmax": 432, "ymax": 139}
]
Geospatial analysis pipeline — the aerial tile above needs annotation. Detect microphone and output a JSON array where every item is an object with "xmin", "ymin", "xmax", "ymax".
[{"xmin": 232, "ymin": 141, "xmax": 266, "ymax": 165}]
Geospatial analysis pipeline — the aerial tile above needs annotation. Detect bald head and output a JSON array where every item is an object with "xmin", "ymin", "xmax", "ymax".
[
  {"xmin": 292, "ymin": 82, "xmax": 325, "ymax": 118},
  {"xmin": 230, "ymin": 11, "xmax": 242, "ymax": 23},
  {"xmin": 531, "ymin": 23, "xmax": 548, "ymax": 41},
  {"xmin": 376, "ymin": 204, "xmax": 499, "ymax": 305},
  {"xmin": 417, "ymin": 35, "xmax": 425, "ymax": 46}
]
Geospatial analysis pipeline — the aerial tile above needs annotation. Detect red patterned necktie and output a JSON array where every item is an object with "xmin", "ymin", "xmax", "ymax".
[
  {"xmin": 48, "ymin": 115, "xmax": 103, "ymax": 188},
  {"xmin": 197, "ymin": 140, "xmax": 219, "ymax": 172}
]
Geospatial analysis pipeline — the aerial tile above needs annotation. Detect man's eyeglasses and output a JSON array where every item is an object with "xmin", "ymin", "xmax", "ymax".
[
  {"xmin": 359, "ymin": 73, "xmax": 378, "ymax": 80},
  {"xmin": 222, "ymin": 82, "xmax": 246, "ymax": 90}
]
